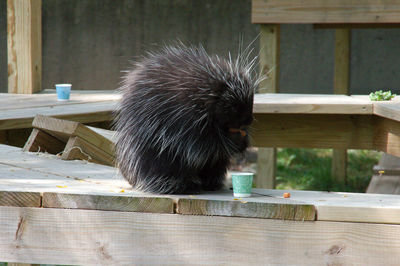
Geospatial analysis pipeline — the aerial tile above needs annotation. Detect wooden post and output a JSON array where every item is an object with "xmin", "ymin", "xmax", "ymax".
[
  {"xmin": 332, "ymin": 28, "xmax": 350, "ymax": 183},
  {"xmin": 256, "ymin": 24, "xmax": 280, "ymax": 188},
  {"xmin": 7, "ymin": 0, "xmax": 42, "ymax": 94}
]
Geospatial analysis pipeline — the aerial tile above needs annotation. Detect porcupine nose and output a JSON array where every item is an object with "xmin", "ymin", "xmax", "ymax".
[{"xmin": 229, "ymin": 127, "xmax": 247, "ymax": 137}]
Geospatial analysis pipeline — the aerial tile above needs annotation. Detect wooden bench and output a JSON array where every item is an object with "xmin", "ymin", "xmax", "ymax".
[
  {"xmin": 252, "ymin": 0, "xmax": 400, "ymax": 188},
  {"xmin": 1, "ymin": 143, "xmax": 400, "ymax": 265}
]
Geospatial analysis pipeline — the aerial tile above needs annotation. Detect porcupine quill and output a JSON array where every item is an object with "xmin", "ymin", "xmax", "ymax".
[{"xmin": 114, "ymin": 44, "xmax": 260, "ymax": 194}]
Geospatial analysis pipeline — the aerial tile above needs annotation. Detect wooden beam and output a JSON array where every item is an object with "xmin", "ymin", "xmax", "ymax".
[
  {"xmin": 258, "ymin": 24, "xmax": 280, "ymax": 93},
  {"xmin": 43, "ymin": 193, "xmax": 174, "ymax": 213},
  {"xmin": 7, "ymin": 0, "xmax": 42, "ymax": 94},
  {"xmin": 177, "ymin": 198, "xmax": 315, "ymax": 220},
  {"xmin": 252, "ymin": 0, "xmax": 400, "ymax": 24},
  {"xmin": 374, "ymin": 117, "xmax": 400, "ymax": 158},
  {"xmin": 61, "ymin": 136, "xmax": 115, "ymax": 166},
  {"xmin": 332, "ymin": 28, "xmax": 351, "ymax": 183},
  {"xmin": 252, "ymin": 114, "xmax": 375, "ymax": 150},
  {"xmin": 334, "ymin": 29, "xmax": 350, "ymax": 95},
  {"xmin": 0, "ymin": 191, "xmax": 41, "ymax": 207},
  {"xmin": 314, "ymin": 23, "xmax": 400, "ymax": 29},
  {"xmin": 256, "ymin": 24, "xmax": 280, "ymax": 189},
  {"xmin": 2, "ymin": 206, "xmax": 400, "ymax": 265}
]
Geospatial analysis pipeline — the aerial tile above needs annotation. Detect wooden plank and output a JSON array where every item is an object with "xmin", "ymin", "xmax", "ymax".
[
  {"xmin": 22, "ymin": 128, "xmax": 66, "ymax": 154},
  {"xmin": 177, "ymin": 198, "xmax": 315, "ymax": 221},
  {"xmin": 0, "ymin": 191, "xmax": 40, "ymax": 207},
  {"xmin": 258, "ymin": 24, "xmax": 280, "ymax": 93},
  {"xmin": 32, "ymin": 115, "xmax": 115, "ymax": 154},
  {"xmin": 252, "ymin": 114, "xmax": 375, "ymax": 150},
  {"xmin": 332, "ymin": 28, "xmax": 350, "ymax": 183},
  {"xmin": 373, "ymin": 97, "xmax": 400, "ymax": 122},
  {"xmin": 334, "ymin": 29, "xmax": 350, "ymax": 95},
  {"xmin": 253, "ymin": 93, "xmax": 372, "ymax": 114},
  {"xmin": 252, "ymin": 188, "xmax": 400, "ymax": 224},
  {"xmin": 7, "ymin": 0, "xmax": 42, "ymax": 94},
  {"xmin": 2, "ymin": 207, "xmax": 400, "ymax": 265},
  {"xmin": 0, "ymin": 90, "xmax": 119, "ymax": 111},
  {"xmin": 317, "ymin": 204, "xmax": 400, "ymax": 224},
  {"xmin": 374, "ymin": 117, "xmax": 400, "ymax": 157},
  {"xmin": 0, "ymin": 144, "xmax": 130, "ymax": 194},
  {"xmin": 315, "ymin": 23, "xmax": 400, "ymax": 29},
  {"xmin": 257, "ymin": 24, "xmax": 280, "ymax": 189},
  {"xmin": 255, "ymin": 148, "xmax": 276, "ymax": 188},
  {"xmin": 252, "ymin": 0, "xmax": 400, "ymax": 24},
  {"xmin": 0, "ymin": 101, "xmax": 115, "ymax": 130},
  {"xmin": 87, "ymin": 126, "xmax": 116, "ymax": 142},
  {"xmin": 61, "ymin": 136, "xmax": 115, "ymax": 166},
  {"xmin": 43, "ymin": 193, "xmax": 174, "ymax": 213}
]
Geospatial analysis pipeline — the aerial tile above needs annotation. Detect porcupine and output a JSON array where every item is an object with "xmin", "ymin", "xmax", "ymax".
[{"xmin": 114, "ymin": 44, "xmax": 259, "ymax": 194}]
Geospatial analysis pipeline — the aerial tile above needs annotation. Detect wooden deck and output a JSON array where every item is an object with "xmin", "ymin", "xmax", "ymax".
[{"xmin": 1, "ymin": 144, "xmax": 400, "ymax": 265}]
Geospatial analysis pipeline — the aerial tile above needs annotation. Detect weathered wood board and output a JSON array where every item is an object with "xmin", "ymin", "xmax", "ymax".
[
  {"xmin": 252, "ymin": 0, "xmax": 400, "ymax": 24},
  {"xmin": 7, "ymin": 0, "xmax": 42, "ymax": 94},
  {"xmin": 0, "ymin": 90, "xmax": 119, "ymax": 130},
  {"xmin": 253, "ymin": 93, "xmax": 372, "ymax": 114},
  {"xmin": 2, "ymin": 206, "xmax": 400, "ymax": 266},
  {"xmin": 24, "ymin": 115, "xmax": 116, "ymax": 165}
]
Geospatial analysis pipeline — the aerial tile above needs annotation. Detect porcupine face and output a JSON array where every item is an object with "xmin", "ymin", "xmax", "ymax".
[{"xmin": 211, "ymin": 80, "xmax": 254, "ymax": 154}]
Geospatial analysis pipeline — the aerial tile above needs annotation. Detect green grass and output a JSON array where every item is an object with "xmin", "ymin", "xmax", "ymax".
[{"xmin": 276, "ymin": 148, "xmax": 381, "ymax": 192}]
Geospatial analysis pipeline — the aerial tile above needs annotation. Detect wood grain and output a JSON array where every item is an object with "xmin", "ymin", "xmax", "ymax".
[
  {"xmin": 257, "ymin": 24, "xmax": 280, "ymax": 189},
  {"xmin": 259, "ymin": 24, "xmax": 280, "ymax": 93},
  {"xmin": 2, "ymin": 207, "xmax": 400, "ymax": 265},
  {"xmin": 373, "ymin": 98, "xmax": 400, "ymax": 122},
  {"xmin": 252, "ymin": 114, "xmax": 375, "ymax": 149},
  {"xmin": 252, "ymin": 0, "xmax": 400, "ymax": 24},
  {"xmin": 253, "ymin": 93, "xmax": 372, "ymax": 114},
  {"xmin": 177, "ymin": 198, "xmax": 315, "ymax": 221},
  {"xmin": 61, "ymin": 136, "xmax": 115, "ymax": 166},
  {"xmin": 43, "ymin": 193, "xmax": 174, "ymax": 213},
  {"xmin": 374, "ymin": 116, "xmax": 400, "ymax": 157},
  {"xmin": 0, "ymin": 90, "xmax": 118, "ymax": 131},
  {"xmin": 0, "ymin": 191, "xmax": 40, "ymax": 207},
  {"xmin": 7, "ymin": 0, "xmax": 42, "ymax": 94},
  {"xmin": 332, "ymin": 28, "xmax": 350, "ymax": 183}
]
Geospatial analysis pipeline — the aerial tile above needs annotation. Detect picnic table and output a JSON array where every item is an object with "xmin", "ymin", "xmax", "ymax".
[
  {"xmin": 2, "ymin": 90, "xmax": 400, "ymax": 158},
  {"xmin": 1, "ymin": 143, "xmax": 400, "ymax": 265}
]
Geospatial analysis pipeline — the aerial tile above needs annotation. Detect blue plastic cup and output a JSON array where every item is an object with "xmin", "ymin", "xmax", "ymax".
[
  {"xmin": 56, "ymin": 84, "xmax": 72, "ymax": 101},
  {"xmin": 231, "ymin": 172, "xmax": 254, "ymax": 197}
]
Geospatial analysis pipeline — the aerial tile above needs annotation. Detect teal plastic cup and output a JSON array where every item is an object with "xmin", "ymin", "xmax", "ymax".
[
  {"xmin": 56, "ymin": 84, "xmax": 72, "ymax": 101},
  {"xmin": 231, "ymin": 172, "xmax": 254, "ymax": 197}
]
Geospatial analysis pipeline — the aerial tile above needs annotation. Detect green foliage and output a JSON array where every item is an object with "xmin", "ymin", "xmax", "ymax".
[
  {"xmin": 276, "ymin": 148, "xmax": 381, "ymax": 192},
  {"xmin": 369, "ymin": 90, "xmax": 396, "ymax": 101}
]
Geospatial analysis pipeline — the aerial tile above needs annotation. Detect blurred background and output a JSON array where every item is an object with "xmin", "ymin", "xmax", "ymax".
[{"xmin": 1, "ymin": 0, "xmax": 400, "ymax": 94}]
